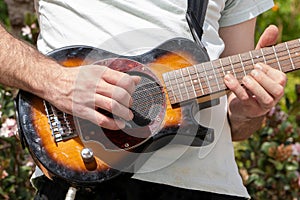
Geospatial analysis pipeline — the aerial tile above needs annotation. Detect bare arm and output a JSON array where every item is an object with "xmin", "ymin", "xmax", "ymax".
[
  {"xmin": 219, "ymin": 20, "xmax": 286, "ymax": 141},
  {"xmin": 0, "ymin": 24, "xmax": 140, "ymax": 130}
]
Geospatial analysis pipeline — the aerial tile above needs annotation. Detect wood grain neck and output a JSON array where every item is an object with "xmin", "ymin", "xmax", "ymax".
[{"xmin": 163, "ymin": 38, "xmax": 300, "ymax": 105}]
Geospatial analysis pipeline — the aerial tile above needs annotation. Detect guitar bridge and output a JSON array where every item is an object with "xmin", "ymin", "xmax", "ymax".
[{"xmin": 43, "ymin": 101, "xmax": 78, "ymax": 142}]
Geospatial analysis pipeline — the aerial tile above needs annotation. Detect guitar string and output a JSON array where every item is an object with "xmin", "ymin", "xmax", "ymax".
[
  {"xmin": 119, "ymin": 46, "xmax": 300, "ymax": 108},
  {"xmin": 164, "ymin": 44, "xmax": 300, "ymax": 99},
  {"xmin": 46, "ymin": 43, "xmax": 300, "ymax": 122},
  {"xmin": 47, "ymin": 60, "xmax": 300, "ymax": 127},
  {"xmin": 97, "ymin": 41, "xmax": 300, "ymax": 101},
  {"xmin": 164, "ymin": 43, "xmax": 300, "ymax": 84},
  {"xmin": 132, "ymin": 44, "xmax": 300, "ymax": 101}
]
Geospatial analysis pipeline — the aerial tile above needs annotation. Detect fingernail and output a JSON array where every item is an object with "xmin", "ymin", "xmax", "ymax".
[
  {"xmin": 129, "ymin": 98, "xmax": 133, "ymax": 107},
  {"xmin": 116, "ymin": 120, "xmax": 125, "ymax": 129},
  {"xmin": 251, "ymin": 69, "xmax": 259, "ymax": 77},
  {"xmin": 243, "ymin": 76, "xmax": 251, "ymax": 84},
  {"xmin": 224, "ymin": 74, "xmax": 232, "ymax": 83},
  {"xmin": 129, "ymin": 111, "xmax": 134, "ymax": 119},
  {"xmin": 254, "ymin": 63, "xmax": 263, "ymax": 70}
]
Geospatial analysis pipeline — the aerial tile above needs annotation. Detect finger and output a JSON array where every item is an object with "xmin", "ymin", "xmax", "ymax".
[
  {"xmin": 72, "ymin": 104, "xmax": 126, "ymax": 130},
  {"xmin": 224, "ymin": 73, "xmax": 250, "ymax": 101},
  {"xmin": 102, "ymin": 68, "xmax": 139, "ymax": 94},
  {"xmin": 250, "ymin": 64, "xmax": 285, "ymax": 101},
  {"xmin": 95, "ymin": 94, "xmax": 134, "ymax": 121},
  {"xmin": 132, "ymin": 75, "xmax": 141, "ymax": 85},
  {"xmin": 242, "ymin": 75, "xmax": 274, "ymax": 109},
  {"xmin": 96, "ymin": 80, "xmax": 133, "ymax": 107},
  {"xmin": 256, "ymin": 25, "xmax": 279, "ymax": 49},
  {"xmin": 254, "ymin": 63, "xmax": 287, "ymax": 86},
  {"xmin": 92, "ymin": 109, "xmax": 126, "ymax": 130}
]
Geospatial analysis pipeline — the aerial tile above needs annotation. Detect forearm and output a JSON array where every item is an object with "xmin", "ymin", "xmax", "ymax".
[{"xmin": 0, "ymin": 24, "xmax": 64, "ymax": 100}]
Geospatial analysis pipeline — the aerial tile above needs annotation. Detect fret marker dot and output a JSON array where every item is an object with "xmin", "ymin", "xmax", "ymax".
[
  {"xmin": 193, "ymin": 79, "xmax": 198, "ymax": 83},
  {"xmin": 209, "ymin": 75, "xmax": 213, "ymax": 80},
  {"xmin": 180, "ymin": 83, "xmax": 184, "ymax": 88}
]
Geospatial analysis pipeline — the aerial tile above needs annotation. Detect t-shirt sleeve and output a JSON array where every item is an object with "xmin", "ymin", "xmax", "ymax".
[{"xmin": 219, "ymin": 0, "xmax": 274, "ymax": 27}]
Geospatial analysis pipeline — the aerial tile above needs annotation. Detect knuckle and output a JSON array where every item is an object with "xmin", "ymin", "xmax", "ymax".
[
  {"xmin": 262, "ymin": 96, "xmax": 273, "ymax": 106},
  {"xmin": 110, "ymin": 99, "xmax": 119, "ymax": 111},
  {"xmin": 123, "ymin": 76, "xmax": 136, "ymax": 91},
  {"xmin": 274, "ymin": 85, "xmax": 284, "ymax": 98},
  {"xmin": 73, "ymin": 105, "xmax": 87, "ymax": 115},
  {"xmin": 118, "ymin": 89, "xmax": 129, "ymax": 100},
  {"xmin": 103, "ymin": 99, "xmax": 113, "ymax": 111},
  {"xmin": 240, "ymin": 94, "xmax": 249, "ymax": 101},
  {"xmin": 278, "ymin": 74, "xmax": 287, "ymax": 86},
  {"xmin": 113, "ymin": 88, "xmax": 130, "ymax": 106},
  {"xmin": 97, "ymin": 117, "xmax": 107, "ymax": 127}
]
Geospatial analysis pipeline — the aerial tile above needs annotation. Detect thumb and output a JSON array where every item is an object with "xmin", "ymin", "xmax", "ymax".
[{"xmin": 255, "ymin": 25, "xmax": 279, "ymax": 49}]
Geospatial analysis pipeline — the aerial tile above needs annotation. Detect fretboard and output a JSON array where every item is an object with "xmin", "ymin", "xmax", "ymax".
[{"xmin": 163, "ymin": 38, "xmax": 300, "ymax": 106}]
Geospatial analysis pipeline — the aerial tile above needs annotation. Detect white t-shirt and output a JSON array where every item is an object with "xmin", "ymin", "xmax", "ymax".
[{"xmin": 33, "ymin": 0, "xmax": 274, "ymax": 198}]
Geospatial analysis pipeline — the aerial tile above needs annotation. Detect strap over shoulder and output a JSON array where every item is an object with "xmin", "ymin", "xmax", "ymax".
[{"xmin": 186, "ymin": 0, "xmax": 209, "ymax": 44}]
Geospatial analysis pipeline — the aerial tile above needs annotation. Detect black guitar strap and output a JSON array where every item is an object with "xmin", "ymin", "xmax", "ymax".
[{"xmin": 186, "ymin": 0, "xmax": 209, "ymax": 45}]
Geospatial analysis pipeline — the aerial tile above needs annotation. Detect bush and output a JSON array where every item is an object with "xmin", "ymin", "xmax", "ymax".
[
  {"xmin": 235, "ymin": 100, "xmax": 300, "ymax": 199},
  {"xmin": 0, "ymin": 86, "xmax": 35, "ymax": 199}
]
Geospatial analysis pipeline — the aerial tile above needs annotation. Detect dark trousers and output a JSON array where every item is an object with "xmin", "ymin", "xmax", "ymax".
[{"xmin": 34, "ymin": 175, "xmax": 248, "ymax": 200}]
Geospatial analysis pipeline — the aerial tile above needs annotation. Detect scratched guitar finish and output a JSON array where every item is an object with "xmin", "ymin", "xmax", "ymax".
[{"xmin": 16, "ymin": 37, "xmax": 300, "ymax": 186}]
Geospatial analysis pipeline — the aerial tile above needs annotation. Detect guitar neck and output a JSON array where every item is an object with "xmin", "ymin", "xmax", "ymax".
[{"xmin": 163, "ymin": 38, "xmax": 300, "ymax": 105}]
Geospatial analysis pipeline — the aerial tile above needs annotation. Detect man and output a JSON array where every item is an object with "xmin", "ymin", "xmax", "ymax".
[{"xmin": 0, "ymin": 0, "xmax": 286, "ymax": 199}]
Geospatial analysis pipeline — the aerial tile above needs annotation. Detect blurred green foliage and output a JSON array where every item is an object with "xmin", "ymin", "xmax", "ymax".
[
  {"xmin": 0, "ymin": 0, "xmax": 300, "ymax": 199},
  {"xmin": 0, "ymin": 0, "xmax": 9, "ymax": 27}
]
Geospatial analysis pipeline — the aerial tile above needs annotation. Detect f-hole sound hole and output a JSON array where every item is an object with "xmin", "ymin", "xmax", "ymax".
[{"xmin": 128, "ymin": 71, "xmax": 164, "ymax": 127}]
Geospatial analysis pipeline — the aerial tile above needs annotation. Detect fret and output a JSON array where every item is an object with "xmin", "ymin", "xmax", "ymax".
[
  {"xmin": 202, "ymin": 62, "xmax": 221, "ymax": 93},
  {"xmin": 272, "ymin": 45, "xmax": 282, "ymax": 71},
  {"xmin": 201, "ymin": 63, "xmax": 212, "ymax": 93},
  {"xmin": 174, "ymin": 70, "xmax": 188, "ymax": 101},
  {"xmin": 219, "ymin": 59, "xmax": 226, "ymax": 76},
  {"xmin": 286, "ymin": 40, "xmax": 300, "ymax": 69},
  {"xmin": 230, "ymin": 55, "xmax": 246, "ymax": 81},
  {"xmin": 219, "ymin": 57, "xmax": 233, "ymax": 75},
  {"xmin": 173, "ymin": 70, "xmax": 184, "ymax": 101},
  {"xmin": 249, "ymin": 51, "xmax": 255, "ymax": 65},
  {"xmin": 260, "ymin": 49, "xmax": 267, "ymax": 63},
  {"xmin": 213, "ymin": 59, "xmax": 227, "ymax": 91},
  {"xmin": 193, "ymin": 64, "xmax": 205, "ymax": 95},
  {"xmin": 272, "ymin": 42, "xmax": 292, "ymax": 72},
  {"xmin": 238, "ymin": 54, "xmax": 247, "ymax": 76},
  {"xmin": 251, "ymin": 49, "xmax": 265, "ymax": 64},
  {"xmin": 210, "ymin": 61, "xmax": 221, "ymax": 91},
  {"xmin": 228, "ymin": 56, "xmax": 237, "ymax": 78},
  {"xmin": 288, "ymin": 39, "xmax": 300, "ymax": 71},
  {"xmin": 180, "ymin": 68, "xmax": 192, "ymax": 89},
  {"xmin": 167, "ymin": 72, "xmax": 180, "ymax": 103},
  {"xmin": 179, "ymin": 68, "xmax": 190, "ymax": 100},
  {"xmin": 297, "ymin": 39, "xmax": 300, "ymax": 57},
  {"xmin": 180, "ymin": 68, "xmax": 195, "ymax": 99},
  {"xmin": 186, "ymin": 67, "xmax": 197, "ymax": 98},
  {"xmin": 285, "ymin": 42, "xmax": 295, "ymax": 70}
]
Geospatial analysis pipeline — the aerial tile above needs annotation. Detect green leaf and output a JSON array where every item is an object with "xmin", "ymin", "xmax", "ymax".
[
  {"xmin": 261, "ymin": 142, "xmax": 277, "ymax": 155},
  {"xmin": 285, "ymin": 161, "xmax": 299, "ymax": 171},
  {"xmin": 268, "ymin": 159, "xmax": 284, "ymax": 171}
]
